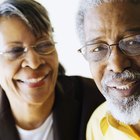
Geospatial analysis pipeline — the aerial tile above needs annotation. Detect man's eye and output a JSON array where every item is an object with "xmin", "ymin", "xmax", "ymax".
[
  {"xmin": 128, "ymin": 40, "xmax": 140, "ymax": 46},
  {"xmin": 93, "ymin": 47, "xmax": 103, "ymax": 52},
  {"xmin": 129, "ymin": 41, "xmax": 134, "ymax": 45},
  {"xmin": 123, "ymin": 40, "xmax": 140, "ymax": 51},
  {"xmin": 123, "ymin": 36, "xmax": 140, "ymax": 47},
  {"xmin": 89, "ymin": 45, "xmax": 108, "ymax": 53}
]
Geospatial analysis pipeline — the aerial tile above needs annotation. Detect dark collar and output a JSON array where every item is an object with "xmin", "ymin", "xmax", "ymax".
[
  {"xmin": 0, "ymin": 91, "xmax": 20, "ymax": 140},
  {"xmin": 53, "ymin": 81, "xmax": 81, "ymax": 140},
  {"xmin": 0, "ymin": 81, "xmax": 81, "ymax": 140}
]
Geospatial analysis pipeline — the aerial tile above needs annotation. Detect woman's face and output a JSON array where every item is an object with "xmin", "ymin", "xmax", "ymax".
[{"xmin": 0, "ymin": 16, "xmax": 59, "ymax": 105}]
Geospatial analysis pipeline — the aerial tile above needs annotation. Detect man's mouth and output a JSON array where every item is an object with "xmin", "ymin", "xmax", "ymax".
[
  {"xmin": 106, "ymin": 80, "xmax": 140, "ymax": 97},
  {"xmin": 108, "ymin": 81, "xmax": 136, "ymax": 90}
]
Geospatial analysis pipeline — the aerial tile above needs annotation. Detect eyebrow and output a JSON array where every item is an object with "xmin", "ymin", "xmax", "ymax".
[
  {"xmin": 84, "ymin": 27, "xmax": 140, "ymax": 46},
  {"xmin": 85, "ymin": 37, "xmax": 104, "ymax": 45},
  {"xmin": 124, "ymin": 27, "xmax": 140, "ymax": 34},
  {"xmin": 7, "ymin": 41, "xmax": 23, "ymax": 46}
]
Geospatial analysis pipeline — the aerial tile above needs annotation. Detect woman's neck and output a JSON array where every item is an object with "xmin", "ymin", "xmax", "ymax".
[{"xmin": 10, "ymin": 94, "xmax": 55, "ymax": 130}]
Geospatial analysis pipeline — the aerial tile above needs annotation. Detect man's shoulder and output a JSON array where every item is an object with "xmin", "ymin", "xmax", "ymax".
[
  {"xmin": 86, "ymin": 102, "xmax": 107, "ymax": 140},
  {"xmin": 89, "ymin": 102, "xmax": 107, "ymax": 122}
]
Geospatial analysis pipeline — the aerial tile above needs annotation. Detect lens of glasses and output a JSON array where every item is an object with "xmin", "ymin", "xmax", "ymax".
[
  {"xmin": 83, "ymin": 43, "xmax": 109, "ymax": 62},
  {"xmin": 34, "ymin": 41, "xmax": 55, "ymax": 55},
  {"xmin": 119, "ymin": 35, "xmax": 140, "ymax": 56},
  {"xmin": 0, "ymin": 40, "xmax": 55, "ymax": 60},
  {"xmin": 3, "ymin": 47, "xmax": 26, "ymax": 60}
]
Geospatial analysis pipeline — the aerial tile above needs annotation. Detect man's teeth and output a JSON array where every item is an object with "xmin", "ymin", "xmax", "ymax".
[
  {"xmin": 114, "ymin": 85, "xmax": 130, "ymax": 90},
  {"xmin": 109, "ymin": 82, "xmax": 135, "ymax": 90}
]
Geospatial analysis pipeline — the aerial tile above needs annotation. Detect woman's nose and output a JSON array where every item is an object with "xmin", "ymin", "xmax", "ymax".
[{"xmin": 21, "ymin": 49, "xmax": 45, "ymax": 69}]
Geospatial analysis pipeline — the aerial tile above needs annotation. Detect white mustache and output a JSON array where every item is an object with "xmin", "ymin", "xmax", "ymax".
[
  {"xmin": 112, "ymin": 70, "xmax": 140, "ymax": 80},
  {"xmin": 104, "ymin": 69, "xmax": 140, "ymax": 82},
  {"xmin": 101, "ymin": 69, "xmax": 140, "ymax": 89}
]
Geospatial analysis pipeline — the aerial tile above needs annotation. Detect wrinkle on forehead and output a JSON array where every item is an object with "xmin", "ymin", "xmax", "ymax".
[{"xmin": 84, "ymin": 2, "xmax": 140, "ymax": 42}]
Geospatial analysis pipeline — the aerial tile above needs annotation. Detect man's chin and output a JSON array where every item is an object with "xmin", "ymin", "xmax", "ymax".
[{"xmin": 107, "ymin": 97, "xmax": 140, "ymax": 125}]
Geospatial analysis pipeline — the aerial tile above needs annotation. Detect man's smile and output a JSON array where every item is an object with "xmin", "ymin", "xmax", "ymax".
[{"xmin": 106, "ymin": 80, "xmax": 140, "ymax": 97}]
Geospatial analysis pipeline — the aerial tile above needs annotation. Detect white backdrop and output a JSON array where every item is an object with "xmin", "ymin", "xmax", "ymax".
[{"xmin": 39, "ymin": 0, "xmax": 91, "ymax": 78}]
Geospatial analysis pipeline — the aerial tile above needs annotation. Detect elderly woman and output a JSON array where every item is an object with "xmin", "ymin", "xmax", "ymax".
[{"xmin": 0, "ymin": 0, "xmax": 104, "ymax": 140}]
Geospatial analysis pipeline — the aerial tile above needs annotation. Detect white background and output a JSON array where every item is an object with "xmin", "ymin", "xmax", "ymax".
[{"xmin": 39, "ymin": 0, "xmax": 91, "ymax": 78}]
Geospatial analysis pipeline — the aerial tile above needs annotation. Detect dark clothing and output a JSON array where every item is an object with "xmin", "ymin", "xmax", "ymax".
[{"xmin": 0, "ymin": 75, "xmax": 105, "ymax": 140}]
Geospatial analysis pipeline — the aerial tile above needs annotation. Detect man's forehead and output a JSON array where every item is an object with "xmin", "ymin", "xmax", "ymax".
[
  {"xmin": 81, "ymin": 0, "xmax": 140, "ymax": 10},
  {"xmin": 84, "ymin": 2, "xmax": 140, "ymax": 29},
  {"xmin": 84, "ymin": 2, "xmax": 140, "ymax": 42}
]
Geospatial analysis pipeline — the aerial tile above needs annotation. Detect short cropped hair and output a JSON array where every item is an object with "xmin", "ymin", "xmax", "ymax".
[
  {"xmin": 76, "ymin": 0, "xmax": 140, "ymax": 45},
  {"xmin": 0, "ymin": 0, "xmax": 53, "ymax": 38}
]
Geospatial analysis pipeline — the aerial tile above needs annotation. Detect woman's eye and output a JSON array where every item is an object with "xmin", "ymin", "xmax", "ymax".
[
  {"xmin": 36, "ymin": 42, "xmax": 54, "ymax": 53},
  {"xmin": 8, "ymin": 47, "xmax": 24, "ymax": 54}
]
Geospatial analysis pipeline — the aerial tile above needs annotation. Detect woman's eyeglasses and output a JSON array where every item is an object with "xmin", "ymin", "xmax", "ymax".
[{"xmin": 0, "ymin": 40, "xmax": 56, "ymax": 60}]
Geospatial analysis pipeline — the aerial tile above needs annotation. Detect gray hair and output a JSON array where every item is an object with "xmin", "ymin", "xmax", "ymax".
[
  {"xmin": 76, "ymin": 0, "xmax": 140, "ymax": 45},
  {"xmin": 0, "ymin": 0, "xmax": 53, "ymax": 38}
]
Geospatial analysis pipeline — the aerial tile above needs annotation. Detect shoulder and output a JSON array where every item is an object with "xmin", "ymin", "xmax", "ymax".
[
  {"xmin": 57, "ymin": 75, "xmax": 105, "ymax": 139},
  {"xmin": 57, "ymin": 74, "xmax": 105, "ymax": 108},
  {"xmin": 88, "ymin": 102, "xmax": 107, "ymax": 124},
  {"xmin": 57, "ymin": 74, "xmax": 105, "ymax": 118},
  {"xmin": 86, "ymin": 102, "xmax": 107, "ymax": 140},
  {"xmin": 57, "ymin": 75, "xmax": 94, "ymax": 87},
  {"xmin": 58, "ymin": 75, "xmax": 104, "ymax": 101},
  {"xmin": 57, "ymin": 75, "xmax": 101, "ymax": 94}
]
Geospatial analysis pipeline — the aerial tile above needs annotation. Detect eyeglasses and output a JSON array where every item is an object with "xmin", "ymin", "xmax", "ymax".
[
  {"xmin": 78, "ymin": 34, "xmax": 140, "ymax": 62},
  {"xmin": 0, "ymin": 40, "xmax": 56, "ymax": 60}
]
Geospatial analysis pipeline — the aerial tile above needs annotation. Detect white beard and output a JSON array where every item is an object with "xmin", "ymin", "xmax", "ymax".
[
  {"xmin": 104, "ymin": 91, "xmax": 140, "ymax": 125},
  {"xmin": 101, "ymin": 69, "xmax": 140, "ymax": 125}
]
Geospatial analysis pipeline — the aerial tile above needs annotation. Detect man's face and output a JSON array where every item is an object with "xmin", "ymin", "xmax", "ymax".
[{"xmin": 84, "ymin": 2, "xmax": 140, "ymax": 124}]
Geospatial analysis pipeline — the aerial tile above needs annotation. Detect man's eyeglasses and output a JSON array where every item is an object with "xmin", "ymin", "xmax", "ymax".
[
  {"xmin": 78, "ymin": 34, "xmax": 140, "ymax": 62},
  {"xmin": 0, "ymin": 40, "xmax": 56, "ymax": 60}
]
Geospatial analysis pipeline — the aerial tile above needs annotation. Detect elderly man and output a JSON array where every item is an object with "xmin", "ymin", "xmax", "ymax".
[{"xmin": 76, "ymin": 0, "xmax": 140, "ymax": 139}]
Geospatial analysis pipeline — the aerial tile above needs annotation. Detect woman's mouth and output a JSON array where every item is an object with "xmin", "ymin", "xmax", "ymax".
[{"xmin": 17, "ymin": 73, "xmax": 50, "ymax": 88}]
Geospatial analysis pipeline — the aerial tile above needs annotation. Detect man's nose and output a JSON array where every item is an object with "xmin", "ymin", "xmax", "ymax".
[
  {"xmin": 107, "ymin": 46, "xmax": 131, "ymax": 73},
  {"xmin": 21, "ymin": 49, "xmax": 45, "ymax": 69}
]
